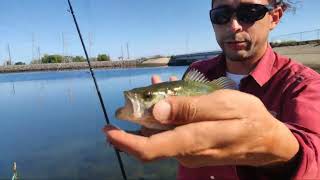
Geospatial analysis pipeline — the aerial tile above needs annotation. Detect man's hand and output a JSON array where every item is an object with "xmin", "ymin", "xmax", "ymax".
[
  {"xmin": 104, "ymin": 82, "xmax": 299, "ymax": 168},
  {"xmin": 152, "ymin": 90, "xmax": 300, "ymax": 167}
]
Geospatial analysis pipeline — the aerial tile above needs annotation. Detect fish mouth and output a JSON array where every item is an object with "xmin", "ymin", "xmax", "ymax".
[{"xmin": 116, "ymin": 91, "xmax": 143, "ymax": 120}]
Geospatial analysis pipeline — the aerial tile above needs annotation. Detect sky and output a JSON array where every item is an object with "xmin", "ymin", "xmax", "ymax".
[{"xmin": 0, "ymin": 0, "xmax": 319, "ymax": 64}]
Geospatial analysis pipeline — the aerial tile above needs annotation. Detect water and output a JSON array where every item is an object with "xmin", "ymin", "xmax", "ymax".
[{"xmin": 0, "ymin": 66, "xmax": 188, "ymax": 179}]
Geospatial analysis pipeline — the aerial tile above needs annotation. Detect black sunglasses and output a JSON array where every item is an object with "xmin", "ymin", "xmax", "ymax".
[{"xmin": 210, "ymin": 3, "xmax": 274, "ymax": 25}]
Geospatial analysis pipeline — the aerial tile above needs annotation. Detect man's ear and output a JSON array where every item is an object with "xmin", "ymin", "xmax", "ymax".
[{"xmin": 270, "ymin": 7, "xmax": 283, "ymax": 30}]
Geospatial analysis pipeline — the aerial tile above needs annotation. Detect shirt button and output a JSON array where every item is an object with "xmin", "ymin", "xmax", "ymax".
[{"xmin": 210, "ymin": 175, "xmax": 215, "ymax": 179}]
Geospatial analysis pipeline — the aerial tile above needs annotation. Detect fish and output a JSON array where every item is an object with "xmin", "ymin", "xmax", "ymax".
[{"xmin": 115, "ymin": 69, "xmax": 236, "ymax": 130}]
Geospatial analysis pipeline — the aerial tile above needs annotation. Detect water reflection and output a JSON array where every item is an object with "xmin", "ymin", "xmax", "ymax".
[
  {"xmin": 11, "ymin": 82, "xmax": 15, "ymax": 95},
  {"xmin": 0, "ymin": 66, "xmax": 187, "ymax": 179}
]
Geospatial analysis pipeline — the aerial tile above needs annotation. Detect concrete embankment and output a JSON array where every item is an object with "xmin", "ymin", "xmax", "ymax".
[
  {"xmin": 141, "ymin": 42, "xmax": 320, "ymax": 72},
  {"xmin": 140, "ymin": 57, "xmax": 170, "ymax": 66},
  {"xmin": 273, "ymin": 42, "xmax": 320, "ymax": 72},
  {"xmin": 0, "ymin": 61, "xmax": 140, "ymax": 73},
  {"xmin": 273, "ymin": 43, "xmax": 320, "ymax": 64}
]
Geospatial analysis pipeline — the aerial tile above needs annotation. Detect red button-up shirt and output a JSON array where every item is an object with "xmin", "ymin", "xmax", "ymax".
[{"xmin": 178, "ymin": 45, "xmax": 320, "ymax": 180}]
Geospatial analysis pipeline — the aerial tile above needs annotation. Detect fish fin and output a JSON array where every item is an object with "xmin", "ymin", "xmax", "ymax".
[
  {"xmin": 183, "ymin": 69, "xmax": 210, "ymax": 83},
  {"xmin": 210, "ymin": 77, "xmax": 236, "ymax": 89}
]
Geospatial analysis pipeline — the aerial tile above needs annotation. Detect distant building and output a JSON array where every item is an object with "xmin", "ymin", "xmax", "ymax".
[{"xmin": 168, "ymin": 51, "xmax": 222, "ymax": 66}]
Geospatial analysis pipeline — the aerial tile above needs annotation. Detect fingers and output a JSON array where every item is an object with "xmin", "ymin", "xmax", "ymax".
[
  {"xmin": 103, "ymin": 118, "xmax": 251, "ymax": 164},
  {"xmin": 169, "ymin": 76, "xmax": 178, "ymax": 81},
  {"xmin": 153, "ymin": 96, "xmax": 200, "ymax": 124},
  {"xmin": 153, "ymin": 90, "xmax": 252, "ymax": 124},
  {"xmin": 104, "ymin": 126, "xmax": 168, "ymax": 162},
  {"xmin": 153, "ymin": 93, "xmax": 216, "ymax": 124},
  {"xmin": 140, "ymin": 127, "xmax": 163, "ymax": 137},
  {"xmin": 151, "ymin": 75, "xmax": 162, "ymax": 84},
  {"xmin": 103, "ymin": 124, "xmax": 213, "ymax": 162},
  {"xmin": 104, "ymin": 125, "xmax": 154, "ymax": 160},
  {"xmin": 151, "ymin": 75, "xmax": 178, "ymax": 84}
]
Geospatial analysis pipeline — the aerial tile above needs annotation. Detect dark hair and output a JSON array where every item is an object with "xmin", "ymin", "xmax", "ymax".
[
  {"xmin": 274, "ymin": 0, "xmax": 290, "ymax": 11},
  {"xmin": 211, "ymin": 0, "xmax": 295, "ymax": 12}
]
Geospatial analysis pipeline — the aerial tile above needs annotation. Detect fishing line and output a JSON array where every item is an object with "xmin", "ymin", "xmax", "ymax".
[{"xmin": 66, "ymin": 0, "xmax": 127, "ymax": 179}]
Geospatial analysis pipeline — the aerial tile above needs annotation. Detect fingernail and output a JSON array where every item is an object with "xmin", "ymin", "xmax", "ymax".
[{"xmin": 153, "ymin": 100, "xmax": 171, "ymax": 123}]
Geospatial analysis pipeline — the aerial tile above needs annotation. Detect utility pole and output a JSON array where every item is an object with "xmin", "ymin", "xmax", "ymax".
[
  {"xmin": 121, "ymin": 45, "xmax": 124, "ymax": 60},
  {"xmin": 7, "ymin": 43, "xmax": 12, "ymax": 65},
  {"xmin": 88, "ymin": 32, "xmax": 93, "ymax": 59},
  {"xmin": 32, "ymin": 33, "xmax": 35, "ymax": 62},
  {"xmin": 62, "ymin": 32, "xmax": 65, "ymax": 62},
  {"xmin": 126, "ymin": 42, "xmax": 130, "ymax": 60},
  {"xmin": 38, "ymin": 47, "xmax": 41, "ymax": 63}
]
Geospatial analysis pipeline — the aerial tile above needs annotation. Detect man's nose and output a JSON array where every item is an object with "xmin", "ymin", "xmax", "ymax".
[{"xmin": 228, "ymin": 16, "xmax": 243, "ymax": 33}]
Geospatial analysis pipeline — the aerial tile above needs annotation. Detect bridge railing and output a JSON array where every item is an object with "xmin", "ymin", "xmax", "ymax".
[{"xmin": 270, "ymin": 29, "xmax": 320, "ymax": 43}]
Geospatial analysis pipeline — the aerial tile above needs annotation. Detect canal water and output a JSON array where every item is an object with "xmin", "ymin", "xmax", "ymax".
[{"xmin": 0, "ymin": 66, "xmax": 188, "ymax": 179}]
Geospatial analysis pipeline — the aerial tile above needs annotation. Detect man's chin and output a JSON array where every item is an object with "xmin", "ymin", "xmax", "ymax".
[{"xmin": 224, "ymin": 50, "xmax": 250, "ymax": 62}]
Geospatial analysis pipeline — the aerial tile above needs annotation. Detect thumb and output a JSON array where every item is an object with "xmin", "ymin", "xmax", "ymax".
[
  {"xmin": 153, "ymin": 90, "xmax": 260, "ymax": 125},
  {"xmin": 153, "ymin": 96, "xmax": 201, "ymax": 125}
]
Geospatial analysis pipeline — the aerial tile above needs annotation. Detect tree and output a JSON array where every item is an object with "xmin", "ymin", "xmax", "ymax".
[
  {"xmin": 97, "ymin": 54, "xmax": 110, "ymax": 61},
  {"xmin": 14, "ymin": 62, "xmax": 26, "ymax": 65},
  {"xmin": 41, "ymin": 54, "xmax": 63, "ymax": 63},
  {"xmin": 72, "ymin": 56, "xmax": 85, "ymax": 62}
]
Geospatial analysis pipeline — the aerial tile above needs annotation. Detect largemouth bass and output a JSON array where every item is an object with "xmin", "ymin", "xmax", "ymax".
[{"xmin": 116, "ymin": 69, "xmax": 236, "ymax": 130}]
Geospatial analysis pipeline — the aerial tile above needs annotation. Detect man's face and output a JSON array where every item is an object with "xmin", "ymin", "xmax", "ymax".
[{"xmin": 211, "ymin": 0, "xmax": 276, "ymax": 62}]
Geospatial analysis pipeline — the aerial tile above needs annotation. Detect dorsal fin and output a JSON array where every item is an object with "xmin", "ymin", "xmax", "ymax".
[
  {"xmin": 183, "ymin": 69, "xmax": 236, "ymax": 89},
  {"xmin": 210, "ymin": 77, "xmax": 236, "ymax": 89},
  {"xmin": 183, "ymin": 69, "xmax": 209, "ymax": 83}
]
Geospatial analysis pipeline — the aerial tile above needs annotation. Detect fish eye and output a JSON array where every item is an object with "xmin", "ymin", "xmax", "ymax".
[{"xmin": 143, "ymin": 91, "xmax": 153, "ymax": 100}]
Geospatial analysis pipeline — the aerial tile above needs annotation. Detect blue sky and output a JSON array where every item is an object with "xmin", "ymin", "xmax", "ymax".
[{"xmin": 0, "ymin": 0, "xmax": 319, "ymax": 64}]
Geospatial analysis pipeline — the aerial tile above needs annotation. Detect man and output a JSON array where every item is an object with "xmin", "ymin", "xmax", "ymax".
[{"xmin": 104, "ymin": 0, "xmax": 320, "ymax": 179}]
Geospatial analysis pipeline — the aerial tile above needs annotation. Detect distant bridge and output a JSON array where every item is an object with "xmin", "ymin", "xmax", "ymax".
[{"xmin": 168, "ymin": 51, "xmax": 222, "ymax": 66}]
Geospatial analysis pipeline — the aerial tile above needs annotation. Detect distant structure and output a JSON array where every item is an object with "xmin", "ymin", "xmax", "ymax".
[
  {"xmin": 3, "ymin": 43, "xmax": 13, "ymax": 66},
  {"xmin": 126, "ymin": 42, "xmax": 130, "ymax": 60},
  {"xmin": 62, "ymin": 32, "xmax": 66, "ymax": 62},
  {"xmin": 37, "ymin": 47, "xmax": 41, "ymax": 63},
  {"xmin": 168, "ymin": 51, "xmax": 222, "ymax": 66},
  {"xmin": 119, "ymin": 45, "xmax": 124, "ymax": 61},
  {"xmin": 32, "ymin": 33, "xmax": 35, "ymax": 62}
]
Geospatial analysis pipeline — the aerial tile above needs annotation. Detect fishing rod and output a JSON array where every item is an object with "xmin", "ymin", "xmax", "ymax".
[{"xmin": 66, "ymin": 0, "xmax": 127, "ymax": 179}]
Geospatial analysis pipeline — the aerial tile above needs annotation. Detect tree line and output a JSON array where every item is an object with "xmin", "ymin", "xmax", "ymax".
[
  {"xmin": 29, "ymin": 54, "xmax": 110, "ymax": 64},
  {"xmin": 10, "ymin": 54, "xmax": 168, "ymax": 66}
]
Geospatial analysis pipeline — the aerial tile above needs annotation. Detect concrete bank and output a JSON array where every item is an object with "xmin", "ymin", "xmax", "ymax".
[{"xmin": 0, "ymin": 61, "xmax": 140, "ymax": 73}]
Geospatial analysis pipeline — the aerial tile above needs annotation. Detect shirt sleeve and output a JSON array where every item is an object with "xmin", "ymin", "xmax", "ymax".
[
  {"xmin": 266, "ymin": 76, "xmax": 320, "ymax": 179},
  {"xmin": 284, "ymin": 123, "xmax": 320, "ymax": 179},
  {"xmin": 240, "ymin": 76, "xmax": 320, "ymax": 179}
]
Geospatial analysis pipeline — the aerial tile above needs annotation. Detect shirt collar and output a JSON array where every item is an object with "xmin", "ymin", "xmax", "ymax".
[
  {"xmin": 210, "ymin": 45, "xmax": 277, "ymax": 87},
  {"xmin": 249, "ymin": 45, "xmax": 276, "ymax": 87}
]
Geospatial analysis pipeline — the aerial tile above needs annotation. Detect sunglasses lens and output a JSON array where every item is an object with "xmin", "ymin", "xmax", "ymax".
[
  {"xmin": 210, "ymin": 7, "xmax": 233, "ymax": 25},
  {"xmin": 237, "ymin": 4, "xmax": 269, "ymax": 23},
  {"xmin": 210, "ymin": 4, "xmax": 271, "ymax": 25}
]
